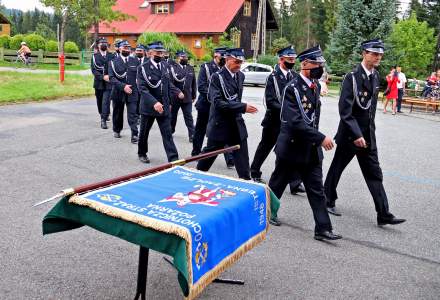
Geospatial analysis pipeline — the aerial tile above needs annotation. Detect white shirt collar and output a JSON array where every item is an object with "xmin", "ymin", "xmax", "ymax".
[
  {"xmin": 225, "ymin": 66, "xmax": 235, "ymax": 78},
  {"xmin": 300, "ymin": 73, "xmax": 313, "ymax": 87},
  {"xmin": 361, "ymin": 62, "xmax": 374, "ymax": 76},
  {"xmin": 99, "ymin": 50, "xmax": 107, "ymax": 57},
  {"xmin": 279, "ymin": 64, "xmax": 289, "ymax": 77}
]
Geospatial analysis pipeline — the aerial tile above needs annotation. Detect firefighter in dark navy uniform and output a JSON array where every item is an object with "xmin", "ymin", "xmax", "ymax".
[
  {"xmin": 169, "ymin": 50, "xmax": 197, "ymax": 142},
  {"xmin": 324, "ymin": 39, "xmax": 406, "ymax": 226},
  {"xmin": 137, "ymin": 41, "xmax": 182, "ymax": 163},
  {"xmin": 91, "ymin": 37, "xmax": 112, "ymax": 129},
  {"xmin": 108, "ymin": 40, "xmax": 140, "ymax": 143},
  {"xmin": 268, "ymin": 46, "xmax": 342, "ymax": 241},
  {"xmin": 192, "ymin": 47, "xmax": 234, "ymax": 167},
  {"xmin": 250, "ymin": 45, "xmax": 305, "ymax": 194},
  {"xmin": 197, "ymin": 48, "xmax": 258, "ymax": 180}
]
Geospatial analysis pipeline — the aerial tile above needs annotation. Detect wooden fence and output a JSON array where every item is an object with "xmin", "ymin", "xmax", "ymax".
[{"xmin": 0, "ymin": 48, "xmax": 93, "ymax": 65}]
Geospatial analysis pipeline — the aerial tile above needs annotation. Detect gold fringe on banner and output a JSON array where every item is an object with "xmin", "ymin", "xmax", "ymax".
[{"xmin": 69, "ymin": 166, "xmax": 272, "ymax": 300}]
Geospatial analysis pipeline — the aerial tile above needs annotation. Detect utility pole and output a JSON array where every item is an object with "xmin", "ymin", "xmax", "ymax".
[
  {"xmin": 93, "ymin": 0, "xmax": 99, "ymax": 47},
  {"xmin": 253, "ymin": 0, "xmax": 264, "ymax": 62},
  {"xmin": 262, "ymin": 0, "xmax": 266, "ymax": 55}
]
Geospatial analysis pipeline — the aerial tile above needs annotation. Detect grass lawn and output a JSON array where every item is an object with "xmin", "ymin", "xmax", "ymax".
[
  {"xmin": 0, "ymin": 71, "xmax": 94, "ymax": 104},
  {"xmin": 0, "ymin": 60, "xmax": 90, "ymax": 71}
]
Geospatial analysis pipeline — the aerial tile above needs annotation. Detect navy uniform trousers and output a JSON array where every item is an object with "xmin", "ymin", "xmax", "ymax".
[
  {"xmin": 324, "ymin": 144, "xmax": 391, "ymax": 217},
  {"xmin": 138, "ymin": 114, "xmax": 178, "ymax": 163},
  {"xmin": 171, "ymin": 102, "xmax": 194, "ymax": 138},
  {"xmin": 269, "ymin": 159, "xmax": 332, "ymax": 233}
]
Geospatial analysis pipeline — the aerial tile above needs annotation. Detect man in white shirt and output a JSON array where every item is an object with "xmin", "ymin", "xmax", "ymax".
[{"xmin": 396, "ymin": 66, "xmax": 407, "ymax": 113}]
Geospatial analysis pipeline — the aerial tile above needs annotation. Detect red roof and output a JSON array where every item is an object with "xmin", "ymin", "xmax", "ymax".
[{"xmin": 96, "ymin": 0, "xmax": 245, "ymax": 34}]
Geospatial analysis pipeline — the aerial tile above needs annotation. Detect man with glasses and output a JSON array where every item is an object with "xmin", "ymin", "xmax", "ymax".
[
  {"xmin": 268, "ymin": 45, "xmax": 341, "ymax": 241},
  {"xmin": 324, "ymin": 39, "xmax": 406, "ymax": 227},
  {"xmin": 197, "ymin": 48, "xmax": 258, "ymax": 180}
]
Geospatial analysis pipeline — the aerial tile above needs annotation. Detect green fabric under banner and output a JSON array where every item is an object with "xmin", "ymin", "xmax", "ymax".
[{"xmin": 42, "ymin": 190, "xmax": 280, "ymax": 297}]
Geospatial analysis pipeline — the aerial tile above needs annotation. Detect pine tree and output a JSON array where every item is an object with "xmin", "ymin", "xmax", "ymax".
[{"xmin": 327, "ymin": 0, "xmax": 396, "ymax": 74}]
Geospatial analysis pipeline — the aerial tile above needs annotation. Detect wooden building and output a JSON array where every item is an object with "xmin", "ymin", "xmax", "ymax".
[
  {"xmin": 0, "ymin": 13, "xmax": 11, "ymax": 36},
  {"xmin": 94, "ymin": 0, "xmax": 278, "ymax": 59}
]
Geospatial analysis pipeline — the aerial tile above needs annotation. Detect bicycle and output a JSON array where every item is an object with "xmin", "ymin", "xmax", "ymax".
[{"xmin": 15, "ymin": 52, "xmax": 32, "ymax": 66}]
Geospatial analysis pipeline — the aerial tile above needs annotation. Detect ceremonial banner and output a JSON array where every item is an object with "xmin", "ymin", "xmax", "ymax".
[{"xmin": 67, "ymin": 166, "xmax": 271, "ymax": 299}]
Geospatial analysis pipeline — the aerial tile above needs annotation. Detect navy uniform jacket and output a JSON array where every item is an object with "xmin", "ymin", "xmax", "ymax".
[
  {"xmin": 335, "ymin": 64, "xmax": 379, "ymax": 149},
  {"xmin": 168, "ymin": 61, "xmax": 197, "ymax": 104},
  {"xmin": 206, "ymin": 68, "xmax": 247, "ymax": 143},
  {"xmin": 262, "ymin": 64, "xmax": 298, "ymax": 128},
  {"xmin": 275, "ymin": 75, "xmax": 325, "ymax": 165},
  {"xmin": 108, "ymin": 55, "xmax": 140, "ymax": 102},
  {"xmin": 91, "ymin": 52, "xmax": 112, "ymax": 90},
  {"xmin": 195, "ymin": 60, "xmax": 221, "ymax": 112},
  {"xmin": 137, "ymin": 59, "xmax": 180, "ymax": 117}
]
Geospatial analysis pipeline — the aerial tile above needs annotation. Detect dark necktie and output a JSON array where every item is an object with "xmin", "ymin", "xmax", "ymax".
[
  {"xmin": 158, "ymin": 63, "xmax": 161, "ymax": 71},
  {"xmin": 368, "ymin": 74, "xmax": 373, "ymax": 92},
  {"xmin": 287, "ymin": 72, "xmax": 292, "ymax": 81}
]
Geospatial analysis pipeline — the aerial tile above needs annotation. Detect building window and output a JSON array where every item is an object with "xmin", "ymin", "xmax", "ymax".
[
  {"xmin": 243, "ymin": 0, "xmax": 251, "ymax": 16},
  {"xmin": 251, "ymin": 33, "xmax": 257, "ymax": 50},
  {"xmin": 232, "ymin": 31, "xmax": 241, "ymax": 48},
  {"xmin": 155, "ymin": 3, "xmax": 170, "ymax": 14}
]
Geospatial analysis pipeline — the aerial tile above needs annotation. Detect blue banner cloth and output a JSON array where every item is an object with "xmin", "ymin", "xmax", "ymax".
[{"xmin": 69, "ymin": 166, "xmax": 270, "ymax": 298}]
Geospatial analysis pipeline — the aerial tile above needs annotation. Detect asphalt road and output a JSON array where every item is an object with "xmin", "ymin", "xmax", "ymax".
[{"xmin": 1, "ymin": 87, "xmax": 439, "ymax": 299}]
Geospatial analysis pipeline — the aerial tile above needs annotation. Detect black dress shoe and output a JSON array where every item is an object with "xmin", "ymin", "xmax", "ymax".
[
  {"xmin": 252, "ymin": 177, "xmax": 266, "ymax": 184},
  {"xmin": 189, "ymin": 137, "xmax": 193, "ymax": 143},
  {"xmin": 226, "ymin": 163, "xmax": 235, "ymax": 169},
  {"xmin": 327, "ymin": 206, "xmax": 342, "ymax": 216},
  {"xmin": 377, "ymin": 215, "xmax": 406, "ymax": 226},
  {"xmin": 131, "ymin": 135, "xmax": 139, "ymax": 144},
  {"xmin": 290, "ymin": 183, "xmax": 306, "ymax": 195},
  {"xmin": 101, "ymin": 120, "xmax": 108, "ymax": 129},
  {"xmin": 314, "ymin": 231, "xmax": 342, "ymax": 241},
  {"xmin": 139, "ymin": 155, "xmax": 150, "ymax": 164},
  {"xmin": 113, "ymin": 132, "xmax": 121, "ymax": 138},
  {"xmin": 106, "ymin": 117, "xmax": 110, "ymax": 121},
  {"xmin": 269, "ymin": 216, "xmax": 281, "ymax": 226}
]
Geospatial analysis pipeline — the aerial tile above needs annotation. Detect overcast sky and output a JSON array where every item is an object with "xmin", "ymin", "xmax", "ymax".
[
  {"xmin": 2, "ymin": 0, "xmax": 409, "ymax": 15},
  {"xmin": 2, "ymin": 0, "xmax": 52, "ymax": 12}
]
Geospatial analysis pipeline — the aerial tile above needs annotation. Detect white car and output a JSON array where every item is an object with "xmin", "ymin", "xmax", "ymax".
[{"xmin": 241, "ymin": 63, "xmax": 273, "ymax": 86}]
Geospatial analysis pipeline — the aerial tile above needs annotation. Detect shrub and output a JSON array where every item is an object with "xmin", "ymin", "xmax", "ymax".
[
  {"xmin": 24, "ymin": 33, "xmax": 46, "ymax": 51},
  {"xmin": 64, "ymin": 41, "xmax": 79, "ymax": 53},
  {"xmin": 45, "ymin": 40, "xmax": 58, "ymax": 52},
  {"xmin": 0, "ymin": 35, "xmax": 11, "ymax": 49},
  {"xmin": 10, "ymin": 34, "xmax": 25, "ymax": 50},
  {"xmin": 137, "ymin": 32, "xmax": 195, "ymax": 59},
  {"xmin": 257, "ymin": 55, "xmax": 278, "ymax": 67},
  {"xmin": 201, "ymin": 54, "xmax": 212, "ymax": 62}
]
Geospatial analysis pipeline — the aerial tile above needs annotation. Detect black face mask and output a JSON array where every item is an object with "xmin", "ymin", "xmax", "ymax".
[
  {"xmin": 136, "ymin": 53, "xmax": 144, "ymax": 59},
  {"xmin": 180, "ymin": 59, "xmax": 188, "ymax": 65},
  {"xmin": 219, "ymin": 57, "xmax": 226, "ymax": 67},
  {"xmin": 100, "ymin": 45, "xmax": 107, "ymax": 52},
  {"xmin": 304, "ymin": 66, "xmax": 324, "ymax": 79},
  {"xmin": 153, "ymin": 55, "xmax": 163, "ymax": 63},
  {"xmin": 283, "ymin": 61, "xmax": 295, "ymax": 70},
  {"xmin": 121, "ymin": 50, "xmax": 130, "ymax": 57}
]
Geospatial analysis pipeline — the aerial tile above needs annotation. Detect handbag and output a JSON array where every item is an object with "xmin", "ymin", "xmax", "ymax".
[{"xmin": 383, "ymin": 86, "xmax": 390, "ymax": 96}]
